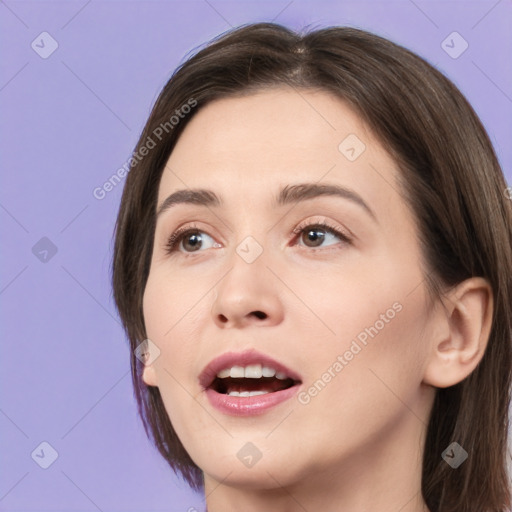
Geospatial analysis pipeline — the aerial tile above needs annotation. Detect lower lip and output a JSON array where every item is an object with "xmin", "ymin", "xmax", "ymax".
[{"xmin": 205, "ymin": 384, "xmax": 301, "ymax": 416}]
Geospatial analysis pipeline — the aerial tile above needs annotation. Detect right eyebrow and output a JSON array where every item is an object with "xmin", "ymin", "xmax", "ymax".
[{"xmin": 156, "ymin": 189, "xmax": 220, "ymax": 218}]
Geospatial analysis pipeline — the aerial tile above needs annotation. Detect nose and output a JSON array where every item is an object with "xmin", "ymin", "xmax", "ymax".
[{"xmin": 210, "ymin": 252, "xmax": 285, "ymax": 329}]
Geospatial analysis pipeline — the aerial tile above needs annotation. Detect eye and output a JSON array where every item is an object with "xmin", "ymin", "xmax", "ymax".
[
  {"xmin": 292, "ymin": 220, "xmax": 352, "ymax": 249},
  {"xmin": 164, "ymin": 220, "xmax": 352, "ymax": 256},
  {"xmin": 165, "ymin": 223, "xmax": 218, "ymax": 254}
]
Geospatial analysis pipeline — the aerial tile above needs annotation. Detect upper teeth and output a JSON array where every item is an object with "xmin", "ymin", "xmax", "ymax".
[{"xmin": 216, "ymin": 364, "xmax": 288, "ymax": 380}]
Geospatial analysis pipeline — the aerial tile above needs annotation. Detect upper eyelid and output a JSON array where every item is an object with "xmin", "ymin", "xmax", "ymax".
[
  {"xmin": 293, "ymin": 217, "xmax": 353, "ymax": 239},
  {"xmin": 166, "ymin": 218, "xmax": 347, "ymax": 240},
  {"xmin": 165, "ymin": 214, "xmax": 349, "ymax": 235}
]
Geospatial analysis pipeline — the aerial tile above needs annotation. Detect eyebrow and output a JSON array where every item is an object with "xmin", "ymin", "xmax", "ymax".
[{"xmin": 156, "ymin": 182, "xmax": 377, "ymax": 223}]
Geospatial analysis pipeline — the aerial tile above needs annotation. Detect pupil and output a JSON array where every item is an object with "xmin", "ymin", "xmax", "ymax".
[
  {"xmin": 305, "ymin": 228, "xmax": 325, "ymax": 247},
  {"xmin": 184, "ymin": 233, "xmax": 201, "ymax": 251}
]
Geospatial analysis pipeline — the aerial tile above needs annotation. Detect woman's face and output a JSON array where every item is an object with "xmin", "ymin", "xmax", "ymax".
[{"xmin": 142, "ymin": 88, "xmax": 437, "ymax": 491}]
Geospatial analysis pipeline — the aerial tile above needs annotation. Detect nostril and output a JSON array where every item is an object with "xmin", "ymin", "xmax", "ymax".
[{"xmin": 216, "ymin": 311, "xmax": 266, "ymax": 323}]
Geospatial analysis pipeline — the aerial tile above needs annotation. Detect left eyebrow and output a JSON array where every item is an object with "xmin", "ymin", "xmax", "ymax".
[
  {"xmin": 156, "ymin": 182, "xmax": 378, "ymax": 224},
  {"xmin": 275, "ymin": 183, "xmax": 377, "ymax": 223}
]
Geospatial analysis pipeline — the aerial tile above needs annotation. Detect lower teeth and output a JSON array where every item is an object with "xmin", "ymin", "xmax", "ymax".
[{"xmin": 227, "ymin": 390, "xmax": 270, "ymax": 397}]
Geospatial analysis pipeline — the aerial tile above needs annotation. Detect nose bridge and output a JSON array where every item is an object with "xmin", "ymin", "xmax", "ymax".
[
  {"xmin": 222, "ymin": 204, "xmax": 275, "ymax": 272},
  {"xmin": 211, "ymin": 231, "xmax": 284, "ymax": 328},
  {"xmin": 220, "ymin": 232, "xmax": 270, "ymax": 301}
]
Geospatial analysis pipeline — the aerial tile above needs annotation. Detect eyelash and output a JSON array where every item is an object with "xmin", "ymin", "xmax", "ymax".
[{"xmin": 164, "ymin": 220, "xmax": 352, "ymax": 256}]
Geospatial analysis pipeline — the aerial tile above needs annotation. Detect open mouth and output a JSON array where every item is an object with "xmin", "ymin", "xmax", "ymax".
[
  {"xmin": 207, "ymin": 364, "xmax": 301, "ymax": 397},
  {"xmin": 200, "ymin": 353, "xmax": 303, "ymax": 414}
]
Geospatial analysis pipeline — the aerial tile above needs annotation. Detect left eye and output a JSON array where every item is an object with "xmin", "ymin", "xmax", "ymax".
[
  {"xmin": 165, "ymin": 222, "xmax": 351, "ymax": 255},
  {"xmin": 294, "ymin": 223, "xmax": 351, "ymax": 249}
]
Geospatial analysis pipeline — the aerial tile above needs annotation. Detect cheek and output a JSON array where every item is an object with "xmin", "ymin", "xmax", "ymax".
[
  {"xmin": 321, "ymin": 289, "xmax": 431, "ymax": 415},
  {"xmin": 282, "ymin": 255, "xmax": 403, "ymax": 349},
  {"xmin": 142, "ymin": 278, "xmax": 166, "ymax": 340},
  {"xmin": 143, "ymin": 267, "xmax": 206, "ymax": 339},
  {"xmin": 142, "ymin": 275, "xmax": 203, "ymax": 422},
  {"xmin": 296, "ymin": 298, "xmax": 431, "ymax": 456},
  {"xmin": 142, "ymin": 276, "xmax": 217, "ymax": 459},
  {"xmin": 142, "ymin": 269, "xmax": 212, "ymax": 385},
  {"xmin": 295, "ymin": 254, "xmax": 431, "ymax": 403}
]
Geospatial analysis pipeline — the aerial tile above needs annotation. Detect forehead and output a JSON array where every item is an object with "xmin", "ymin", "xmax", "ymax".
[{"xmin": 158, "ymin": 88, "xmax": 401, "ymax": 215}]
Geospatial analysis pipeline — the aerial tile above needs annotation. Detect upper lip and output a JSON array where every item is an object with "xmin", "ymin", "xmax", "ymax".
[{"xmin": 199, "ymin": 349, "xmax": 303, "ymax": 390}]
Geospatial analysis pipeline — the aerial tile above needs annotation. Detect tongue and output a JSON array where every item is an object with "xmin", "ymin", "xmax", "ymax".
[{"xmin": 219, "ymin": 377, "xmax": 294, "ymax": 394}]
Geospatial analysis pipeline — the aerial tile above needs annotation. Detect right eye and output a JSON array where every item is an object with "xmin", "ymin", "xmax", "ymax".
[{"xmin": 165, "ymin": 224, "xmax": 218, "ymax": 255}]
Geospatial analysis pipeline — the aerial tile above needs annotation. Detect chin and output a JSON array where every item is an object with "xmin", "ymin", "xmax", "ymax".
[{"xmin": 204, "ymin": 464, "xmax": 297, "ymax": 490}]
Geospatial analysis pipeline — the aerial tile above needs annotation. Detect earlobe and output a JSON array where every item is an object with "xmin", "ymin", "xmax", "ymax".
[
  {"xmin": 423, "ymin": 277, "xmax": 493, "ymax": 389},
  {"xmin": 142, "ymin": 365, "xmax": 158, "ymax": 387}
]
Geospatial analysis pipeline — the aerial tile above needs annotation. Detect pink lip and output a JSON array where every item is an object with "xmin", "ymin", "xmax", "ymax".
[
  {"xmin": 204, "ymin": 385, "xmax": 301, "ymax": 416},
  {"xmin": 199, "ymin": 349, "xmax": 303, "ymax": 417}
]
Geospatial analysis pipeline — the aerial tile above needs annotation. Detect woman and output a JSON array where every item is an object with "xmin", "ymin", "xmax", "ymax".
[{"xmin": 112, "ymin": 22, "xmax": 512, "ymax": 511}]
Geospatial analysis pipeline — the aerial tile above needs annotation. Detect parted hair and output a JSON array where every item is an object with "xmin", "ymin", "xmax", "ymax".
[{"xmin": 112, "ymin": 22, "xmax": 512, "ymax": 511}]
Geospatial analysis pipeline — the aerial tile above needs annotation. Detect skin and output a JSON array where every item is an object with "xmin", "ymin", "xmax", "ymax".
[{"xmin": 141, "ymin": 88, "xmax": 493, "ymax": 512}]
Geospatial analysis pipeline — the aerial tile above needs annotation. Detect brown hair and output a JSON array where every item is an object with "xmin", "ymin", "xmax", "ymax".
[{"xmin": 111, "ymin": 22, "xmax": 512, "ymax": 511}]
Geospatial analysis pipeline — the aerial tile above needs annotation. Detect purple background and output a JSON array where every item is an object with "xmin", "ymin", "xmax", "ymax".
[{"xmin": 1, "ymin": 1, "xmax": 510, "ymax": 510}]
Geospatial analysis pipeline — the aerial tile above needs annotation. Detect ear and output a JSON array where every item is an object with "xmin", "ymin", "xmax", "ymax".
[
  {"xmin": 423, "ymin": 277, "xmax": 493, "ymax": 388},
  {"xmin": 140, "ymin": 339, "xmax": 159, "ymax": 387}
]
